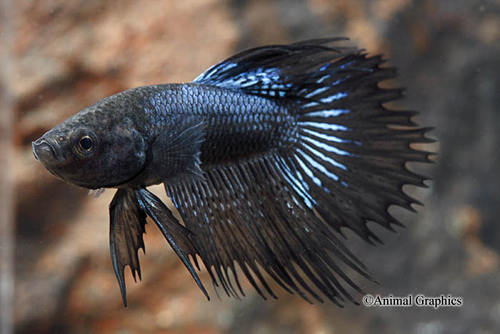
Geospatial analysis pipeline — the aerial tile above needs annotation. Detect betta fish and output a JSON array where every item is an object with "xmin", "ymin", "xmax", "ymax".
[{"xmin": 32, "ymin": 38, "xmax": 433, "ymax": 307}]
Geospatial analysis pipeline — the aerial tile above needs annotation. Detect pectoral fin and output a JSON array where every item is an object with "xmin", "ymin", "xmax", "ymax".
[{"xmin": 151, "ymin": 120, "xmax": 206, "ymax": 184}]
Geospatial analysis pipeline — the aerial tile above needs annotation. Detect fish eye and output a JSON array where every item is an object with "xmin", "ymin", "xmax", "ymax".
[
  {"xmin": 72, "ymin": 130, "xmax": 98, "ymax": 158},
  {"xmin": 79, "ymin": 136, "xmax": 93, "ymax": 151}
]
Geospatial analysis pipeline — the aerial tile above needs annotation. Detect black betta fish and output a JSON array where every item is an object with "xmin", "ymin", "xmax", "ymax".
[{"xmin": 32, "ymin": 38, "xmax": 433, "ymax": 307}]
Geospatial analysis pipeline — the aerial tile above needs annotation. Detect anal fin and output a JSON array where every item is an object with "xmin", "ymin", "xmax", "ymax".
[{"xmin": 135, "ymin": 188, "xmax": 209, "ymax": 299}]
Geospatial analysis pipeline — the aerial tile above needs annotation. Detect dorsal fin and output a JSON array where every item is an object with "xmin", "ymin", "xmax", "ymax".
[{"xmin": 193, "ymin": 38, "xmax": 357, "ymax": 98}]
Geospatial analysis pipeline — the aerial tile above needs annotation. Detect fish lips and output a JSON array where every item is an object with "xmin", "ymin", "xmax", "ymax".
[{"xmin": 32, "ymin": 136, "xmax": 66, "ymax": 164}]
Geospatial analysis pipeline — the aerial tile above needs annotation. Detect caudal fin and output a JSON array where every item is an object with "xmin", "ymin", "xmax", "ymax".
[
  {"xmin": 288, "ymin": 50, "xmax": 434, "ymax": 243},
  {"xmin": 196, "ymin": 38, "xmax": 433, "ymax": 243}
]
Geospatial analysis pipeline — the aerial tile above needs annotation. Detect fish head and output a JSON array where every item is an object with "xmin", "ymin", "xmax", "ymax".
[{"xmin": 32, "ymin": 97, "xmax": 147, "ymax": 189}]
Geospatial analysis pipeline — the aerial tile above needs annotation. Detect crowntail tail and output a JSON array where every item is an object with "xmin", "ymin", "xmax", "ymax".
[{"xmin": 155, "ymin": 39, "xmax": 434, "ymax": 305}]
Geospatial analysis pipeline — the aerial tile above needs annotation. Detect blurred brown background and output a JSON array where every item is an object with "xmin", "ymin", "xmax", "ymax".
[{"xmin": 2, "ymin": 0, "xmax": 500, "ymax": 333}]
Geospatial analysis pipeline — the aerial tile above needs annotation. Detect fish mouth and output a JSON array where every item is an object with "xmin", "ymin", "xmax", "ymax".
[{"xmin": 32, "ymin": 137, "xmax": 65, "ymax": 163}]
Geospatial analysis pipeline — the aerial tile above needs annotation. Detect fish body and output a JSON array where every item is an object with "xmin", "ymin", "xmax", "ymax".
[
  {"xmin": 36, "ymin": 84, "xmax": 294, "ymax": 187},
  {"xmin": 32, "ymin": 39, "xmax": 433, "ymax": 306}
]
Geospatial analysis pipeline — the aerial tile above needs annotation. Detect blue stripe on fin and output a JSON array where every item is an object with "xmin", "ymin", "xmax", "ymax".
[
  {"xmin": 297, "ymin": 149, "xmax": 341, "ymax": 181},
  {"xmin": 304, "ymin": 109, "xmax": 350, "ymax": 117},
  {"xmin": 317, "ymin": 75, "xmax": 331, "ymax": 83},
  {"xmin": 320, "ymin": 92, "xmax": 348, "ymax": 103},
  {"xmin": 276, "ymin": 156, "xmax": 316, "ymax": 209},
  {"xmin": 301, "ymin": 143, "xmax": 347, "ymax": 171},
  {"xmin": 302, "ymin": 136, "xmax": 353, "ymax": 157},
  {"xmin": 295, "ymin": 154, "xmax": 326, "ymax": 186},
  {"xmin": 305, "ymin": 87, "xmax": 329, "ymax": 98},
  {"xmin": 298, "ymin": 122, "xmax": 350, "ymax": 132},
  {"xmin": 302, "ymin": 102, "xmax": 321, "ymax": 108},
  {"xmin": 302, "ymin": 128, "xmax": 351, "ymax": 144}
]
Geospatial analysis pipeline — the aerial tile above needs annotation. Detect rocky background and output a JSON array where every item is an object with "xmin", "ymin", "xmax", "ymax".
[{"xmin": 4, "ymin": 0, "xmax": 500, "ymax": 333}]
